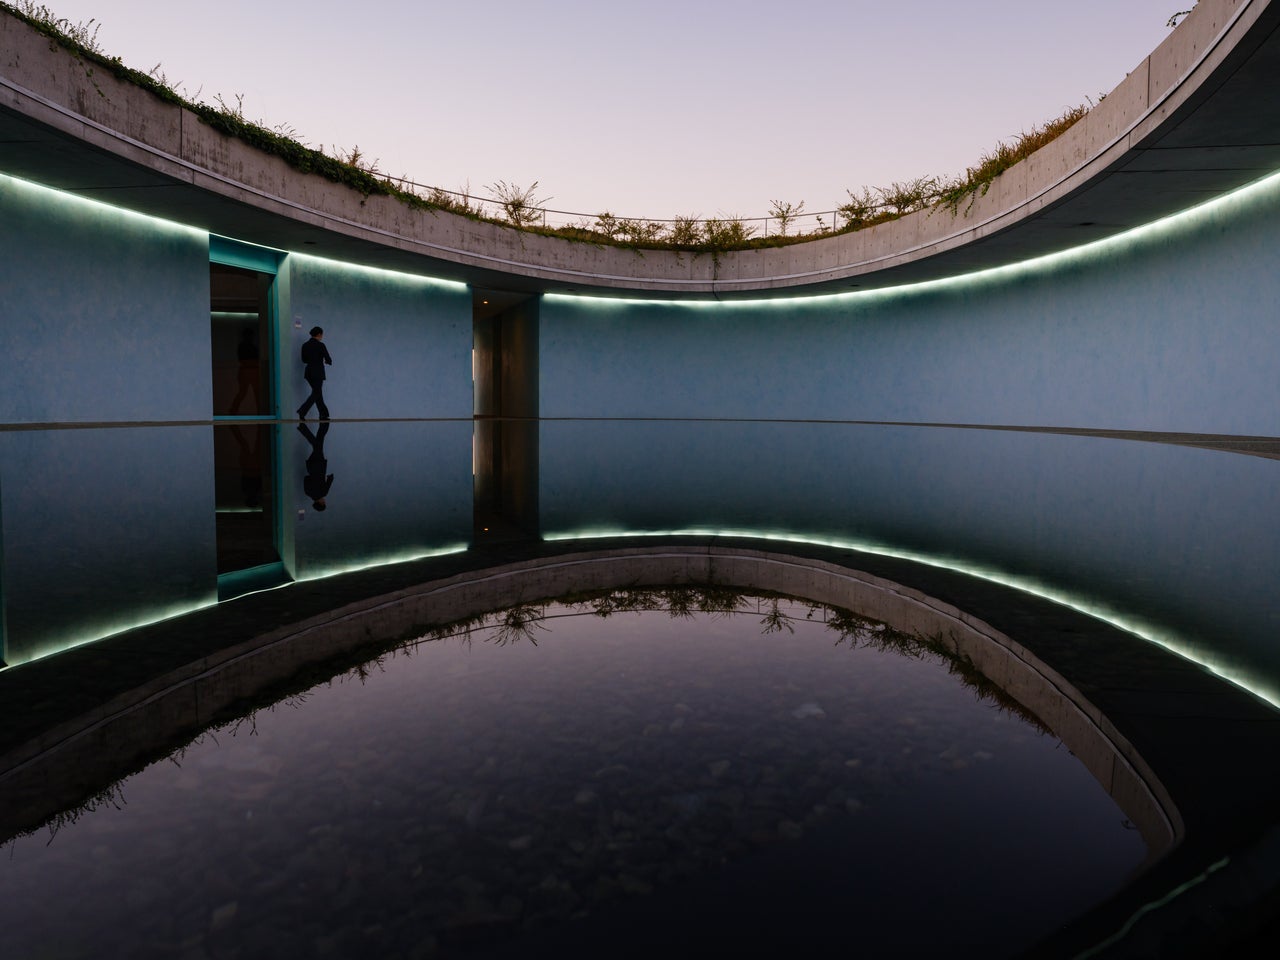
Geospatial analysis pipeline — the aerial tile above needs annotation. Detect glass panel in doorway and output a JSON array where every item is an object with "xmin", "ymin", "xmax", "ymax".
[{"xmin": 211, "ymin": 263, "xmax": 274, "ymax": 417}]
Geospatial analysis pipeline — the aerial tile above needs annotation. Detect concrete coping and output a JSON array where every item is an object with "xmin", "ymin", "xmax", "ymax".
[{"xmin": 0, "ymin": 0, "xmax": 1268, "ymax": 296}]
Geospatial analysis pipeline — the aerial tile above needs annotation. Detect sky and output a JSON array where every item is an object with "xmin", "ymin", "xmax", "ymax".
[{"xmin": 30, "ymin": 0, "xmax": 1185, "ymax": 221}]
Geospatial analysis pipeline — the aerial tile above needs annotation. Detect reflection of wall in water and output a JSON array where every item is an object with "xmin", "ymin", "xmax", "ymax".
[
  {"xmin": 288, "ymin": 421, "xmax": 473, "ymax": 580},
  {"xmin": 0, "ymin": 427, "xmax": 215, "ymax": 665},
  {"xmin": 539, "ymin": 420, "xmax": 1280, "ymax": 697}
]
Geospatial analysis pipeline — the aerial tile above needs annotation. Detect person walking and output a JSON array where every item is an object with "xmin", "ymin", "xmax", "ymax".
[{"xmin": 296, "ymin": 326, "xmax": 332, "ymax": 420}]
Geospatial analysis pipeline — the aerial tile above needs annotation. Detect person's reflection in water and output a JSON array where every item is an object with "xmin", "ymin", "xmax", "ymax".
[{"xmin": 298, "ymin": 422, "xmax": 334, "ymax": 511}]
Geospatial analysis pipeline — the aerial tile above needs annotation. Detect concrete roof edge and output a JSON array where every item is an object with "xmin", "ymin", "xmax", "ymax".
[{"xmin": 0, "ymin": 0, "xmax": 1274, "ymax": 297}]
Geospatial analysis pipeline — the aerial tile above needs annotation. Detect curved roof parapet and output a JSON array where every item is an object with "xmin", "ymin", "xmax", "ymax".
[{"xmin": 1, "ymin": 0, "xmax": 1278, "ymax": 298}]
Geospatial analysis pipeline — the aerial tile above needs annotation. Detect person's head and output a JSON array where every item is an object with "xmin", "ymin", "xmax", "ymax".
[
  {"xmin": 312, "ymin": 498, "xmax": 326, "ymax": 511},
  {"xmin": 309, "ymin": 326, "xmax": 324, "ymax": 339}
]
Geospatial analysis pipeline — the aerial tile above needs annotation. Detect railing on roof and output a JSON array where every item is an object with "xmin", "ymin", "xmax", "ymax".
[{"xmin": 375, "ymin": 175, "xmax": 937, "ymax": 244}]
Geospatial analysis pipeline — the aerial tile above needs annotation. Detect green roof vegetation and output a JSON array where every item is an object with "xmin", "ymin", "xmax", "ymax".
[{"xmin": 4, "ymin": 1, "xmax": 1121, "ymax": 254}]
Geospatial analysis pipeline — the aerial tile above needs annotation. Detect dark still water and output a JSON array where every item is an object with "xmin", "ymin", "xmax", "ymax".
[{"xmin": 1, "ymin": 592, "xmax": 1145, "ymax": 958}]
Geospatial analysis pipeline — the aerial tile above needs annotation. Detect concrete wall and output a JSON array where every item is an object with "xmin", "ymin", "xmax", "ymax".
[
  {"xmin": 1, "ymin": 1, "xmax": 1267, "ymax": 297},
  {"xmin": 0, "ymin": 176, "xmax": 477, "ymax": 664},
  {"xmin": 283, "ymin": 255, "xmax": 472, "ymax": 420},
  {"xmin": 540, "ymin": 168, "xmax": 1280, "ymax": 435},
  {"xmin": 0, "ymin": 171, "xmax": 474, "ymax": 428},
  {"xmin": 0, "ymin": 173, "xmax": 210, "ymax": 424}
]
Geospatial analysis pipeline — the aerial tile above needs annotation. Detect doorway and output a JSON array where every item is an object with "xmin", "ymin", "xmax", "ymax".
[
  {"xmin": 210, "ymin": 262, "xmax": 275, "ymax": 418},
  {"xmin": 210, "ymin": 239, "xmax": 286, "ymax": 595},
  {"xmin": 472, "ymin": 289, "xmax": 539, "ymax": 539}
]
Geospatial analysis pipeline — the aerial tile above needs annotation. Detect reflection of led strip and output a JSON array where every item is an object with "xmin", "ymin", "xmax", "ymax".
[
  {"xmin": 1074, "ymin": 856, "xmax": 1232, "ymax": 960},
  {"xmin": 9, "ymin": 598, "xmax": 218, "ymax": 668},
  {"xmin": 291, "ymin": 544, "xmax": 470, "ymax": 584},
  {"xmin": 544, "ymin": 527, "xmax": 1280, "ymax": 711},
  {"xmin": 0, "ymin": 544, "xmax": 470, "ymax": 669}
]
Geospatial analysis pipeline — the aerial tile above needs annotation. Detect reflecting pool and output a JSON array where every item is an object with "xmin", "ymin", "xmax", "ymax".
[
  {"xmin": 0, "ymin": 590, "xmax": 1146, "ymax": 958},
  {"xmin": 2, "ymin": 419, "xmax": 1279, "ymax": 700},
  {"xmin": 0, "ymin": 418, "xmax": 1278, "ymax": 957}
]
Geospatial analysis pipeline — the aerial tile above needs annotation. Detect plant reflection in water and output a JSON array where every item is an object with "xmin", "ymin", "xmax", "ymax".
[{"xmin": 1, "ymin": 588, "xmax": 1143, "ymax": 959}]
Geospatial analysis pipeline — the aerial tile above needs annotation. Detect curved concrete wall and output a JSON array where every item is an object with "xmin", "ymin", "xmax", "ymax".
[
  {"xmin": 0, "ymin": 173, "xmax": 475, "ymax": 426},
  {"xmin": 540, "ymin": 167, "xmax": 1280, "ymax": 435},
  {"xmin": 0, "ymin": 176, "xmax": 209, "ymax": 424},
  {"xmin": 0, "ymin": 0, "xmax": 1274, "ymax": 296},
  {"xmin": 283, "ymin": 255, "xmax": 472, "ymax": 420},
  {"xmin": 1, "ymin": 0, "xmax": 1278, "ymax": 712}
]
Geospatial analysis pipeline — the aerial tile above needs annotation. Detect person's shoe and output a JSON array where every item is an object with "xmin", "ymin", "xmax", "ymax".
[{"xmin": 296, "ymin": 409, "xmax": 307, "ymax": 420}]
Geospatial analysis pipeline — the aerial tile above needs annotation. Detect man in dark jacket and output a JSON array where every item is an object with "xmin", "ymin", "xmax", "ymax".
[{"xmin": 296, "ymin": 326, "xmax": 332, "ymax": 420}]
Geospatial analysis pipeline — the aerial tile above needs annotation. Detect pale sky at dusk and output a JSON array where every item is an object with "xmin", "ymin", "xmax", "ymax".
[{"xmin": 35, "ymin": 1, "xmax": 1183, "ymax": 220}]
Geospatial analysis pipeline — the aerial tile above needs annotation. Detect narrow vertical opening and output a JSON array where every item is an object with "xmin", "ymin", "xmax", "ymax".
[
  {"xmin": 210, "ymin": 237, "xmax": 287, "ymax": 597},
  {"xmin": 472, "ymin": 289, "xmax": 540, "ymax": 540}
]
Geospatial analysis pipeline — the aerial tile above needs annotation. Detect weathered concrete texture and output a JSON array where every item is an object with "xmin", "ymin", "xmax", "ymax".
[
  {"xmin": 1, "ymin": 0, "xmax": 1277, "ymax": 297},
  {"xmin": 0, "ymin": 173, "xmax": 210, "ymax": 424}
]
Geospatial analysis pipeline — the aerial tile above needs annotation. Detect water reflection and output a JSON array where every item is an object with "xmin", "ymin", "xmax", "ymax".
[
  {"xmin": 214, "ymin": 423, "xmax": 279, "ymax": 574},
  {"xmin": 285, "ymin": 420, "xmax": 471, "ymax": 581},
  {"xmin": 2, "ymin": 418, "xmax": 1278, "ymax": 706},
  {"xmin": 0, "ymin": 425, "xmax": 215, "ymax": 664},
  {"xmin": 297, "ymin": 422, "xmax": 333, "ymax": 512},
  {"xmin": 538, "ymin": 420, "xmax": 1280, "ymax": 704},
  {"xmin": 0, "ymin": 588, "xmax": 1148, "ymax": 958}
]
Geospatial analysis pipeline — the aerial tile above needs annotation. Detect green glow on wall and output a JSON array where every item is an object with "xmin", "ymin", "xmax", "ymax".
[
  {"xmin": 544, "ymin": 168, "xmax": 1280, "ymax": 311},
  {"xmin": 0, "ymin": 171, "xmax": 206, "ymax": 241},
  {"xmin": 0, "ymin": 173, "xmax": 470, "ymax": 293},
  {"xmin": 10, "ymin": 594, "xmax": 219, "ymax": 668},
  {"xmin": 3, "ymin": 544, "xmax": 471, "ymax": 668},
  {"xmin": 290, "ymin": 251, "xmax": 468, "ymax": 292},
  {"xmin": 293, "ymin": 544, "xmax": 469, "ymax": 583}
]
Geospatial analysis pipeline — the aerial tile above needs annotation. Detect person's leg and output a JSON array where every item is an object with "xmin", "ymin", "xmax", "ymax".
[{"xmin": 299, "ymin": 376, "xmax": 324, "ymax": 418}]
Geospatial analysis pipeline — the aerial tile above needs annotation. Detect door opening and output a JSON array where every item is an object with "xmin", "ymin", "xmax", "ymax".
[{"xmin": 472, "ymin": 289, "xmax": 539, "ymax": 540}]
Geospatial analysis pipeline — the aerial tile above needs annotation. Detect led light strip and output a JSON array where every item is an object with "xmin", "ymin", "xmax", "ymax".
[{"xmin": 545, "ymin": 166, "xmax": 1280, "ymax": 309}]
